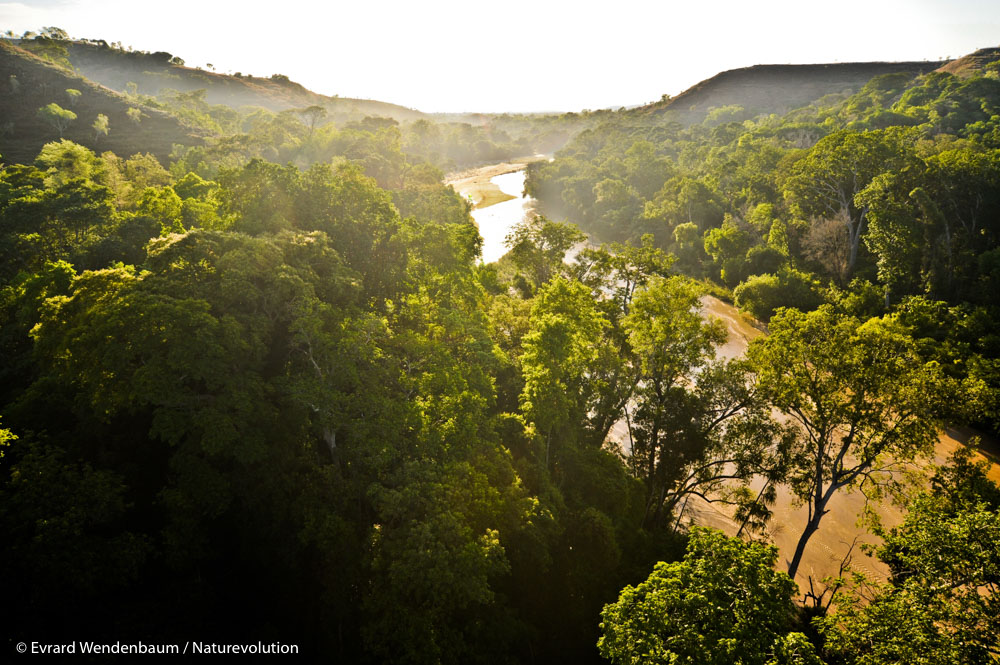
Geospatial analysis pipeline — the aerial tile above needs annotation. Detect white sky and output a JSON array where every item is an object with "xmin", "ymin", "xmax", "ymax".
[{"xmin": 1, "ymin": 0, "xmax": 998, "ymax": 113}]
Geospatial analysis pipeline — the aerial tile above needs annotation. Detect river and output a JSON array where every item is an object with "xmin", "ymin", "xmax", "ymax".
[
  {"xmin": 446, "ymin": 160, "xmax": 537, "ymax": 264},
  {"xmin": 447, "ymin": 161, "xmax": 1000, "ymax": 588}
]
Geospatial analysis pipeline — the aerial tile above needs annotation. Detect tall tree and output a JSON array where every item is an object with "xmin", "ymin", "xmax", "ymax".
[
  {"xmin": 784, "ymin": 129, "xmax": 913, "ymax": 278},
  {"xmin": 819, "ymin": 449, "xmax": 1000, "ymax": 665},
  {"xmin": 747, "ymin": 306, "xmax": 944, "ymax": 580},
  {"xmin": 504, "ymin": 215, "xmax": 586, "ymax": 290},
  {"xmin": 625, "ymin": 276, "xmax": 781, "ymax": 528},
  {"xmin": 92, "ymin": 114, "xmax": 109, "ymax": 142},
  {"xmin": 520, "ymin": 277, "xmax": 609, "ymax": 469},
  {"xmin": 297, "ymin": 105, "xmax": 328, "ymax": 138}
]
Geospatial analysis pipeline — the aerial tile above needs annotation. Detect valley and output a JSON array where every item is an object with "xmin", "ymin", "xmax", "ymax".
[{"xmin": 2, "ymin": 24, "xmax": 1000, "ymax": 664}]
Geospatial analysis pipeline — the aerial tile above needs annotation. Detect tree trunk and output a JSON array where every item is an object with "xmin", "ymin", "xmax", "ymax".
[
  {"xmin": 323, "ymin": 427, "xmax": 336, "ymax": 460},
  {"xmin": 846, "ymin": 207, "xmax": 867, "ymax": 278},
  {"xmin": 787, "ymin": 493, "xmax": 830, "ymax": 580}
]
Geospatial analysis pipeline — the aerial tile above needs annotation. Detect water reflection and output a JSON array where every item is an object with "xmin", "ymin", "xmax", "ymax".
[{"xmin": 471, "ymin": 170, "xmax": 531, "ymax": 264}]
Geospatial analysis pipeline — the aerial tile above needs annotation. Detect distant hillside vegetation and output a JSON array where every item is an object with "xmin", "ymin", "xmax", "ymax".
[
  {"xmin": 0, "ymin": 40, "xmax": 208, "ymax": 164},
  {"xmin": 637, "ymin": 61, "xmax": 946, "ymax": 124},
  {"xmin": 936, "ymin": 46, "xmax": 1000, "ymax": 78},
  {"xmin": 63, "ymin": 41, "xmax": 427, "ymax": 123}
]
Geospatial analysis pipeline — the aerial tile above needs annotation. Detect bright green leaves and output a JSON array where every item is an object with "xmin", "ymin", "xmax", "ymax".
[
  {"xmin": 297, "ymin": 161, "xmax": 406, "ymax": 299},
  {"xmin": 859, "ymin": 147, "xmax": 1000, "ymax": 303},
  {"xmin": 217, "ymin": 158, "xmax": 298, "ymax": 235},
  {"xmin": 17, "ymin": 211, "xmax": 537, "ymax": 661},
  {"xmin": 747, "ymin": 305, "xmax": 945, "ymax": 578},
  {"xmin": 734, "ymin": 266, "xmax": 825, "ymax": 321},
  {"xmin": 520, "ymin": 277, "xmax": 609, "ymax": 462},
  {"xmin": 783, "ymin": 129, "xmax": 915, "ymax": 279},
  {"xmin": 599, "ymin": 528, "xmax": 804, "ymax": 665},
  {"xmin": 625, "ymin": 277, "xmax": 780, "ymax": 529},
  {"xmin": 36, "ymin": 139, "xmax": 105, "ymax": 188},
  {"xmin": 504, "ymin": 215, "xmax": 587, "ymax": 290},
  {"xmin": 627, "ymin": 276, "xmax": 723, "ymax": 383},
  {"xmin": 36, "ymin": 102, "xmax": 76, "ymax": 137},
  {"xmin": 703, "ymin": 215, "xmax": 755, "ymax": 287},
  {"xmin": 216, "ymin": 159, "xmax": 408, "ymax": 300},
  {"xmin": 136, "ymin": 186, "xmax": 184, "ymax": 234},
  {"xmin": 752, "ymin": 306, "xmax": 941, "ymax": 461},
  {"xmin": 29, "ymin": 231, "xmax": 361, "ymax": 465},
  {"xmin": 0, "ymin": 161, "xmax": 115, "ymax": 273},
  {"xmin": 819, "ymin": 451, "xmax": 1000, "ymax": 665}
]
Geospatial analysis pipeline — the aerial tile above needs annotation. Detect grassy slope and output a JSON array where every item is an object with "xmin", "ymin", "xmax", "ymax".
[
  {"xmin": 1, "ymin": 41, "xmax": 210, "ymax": 164},
  {"xmin": 936, "ymin": 46, "xmax": 1000, "ymax": 78},
  {"xmin": 64, "ymin": 41, "xmax": 428, "ymax": 123}
]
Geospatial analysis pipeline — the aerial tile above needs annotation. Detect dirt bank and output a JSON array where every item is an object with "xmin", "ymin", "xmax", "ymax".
[
  {"xmin": 688, "ymin": 296, "xmax": 1000, "ymax": 591},
  {"xmin": 445, "ymin": 156, "xmax": 546, "ymax": 209}
]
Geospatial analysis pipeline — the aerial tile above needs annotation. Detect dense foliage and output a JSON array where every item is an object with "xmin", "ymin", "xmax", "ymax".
[
  {"xmin": 0, "ymin": 137, "xmax": 684, "ymax": 662},
  {"xmin": 599, "ymin": 529, "xmax": 818, "ymax": 665},
  {"xmin": 526, "ymin": 64, "xmax": 1000, "ymax": 430},
  {"xmin": 522, "ymin": 60, "xmax": 1000, "ymax": 664},
  {"xmin": 2, "ymin": 36, "xmax": 999, "ymax": 664}
]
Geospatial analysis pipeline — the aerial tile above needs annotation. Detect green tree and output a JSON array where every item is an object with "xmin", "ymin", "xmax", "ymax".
[
  {"xmin": 36, "ymin": 103, "xmax": 77, "ymax": 137},
  {"xmin": 820, "ymin": 450, "xmax": 1000, "ymax": 665},
  {"xmin": 734, "ymin": 266, "xmax": 825, "ymax": 322},
  {"xmin": 599, "ymin": 528, "xmax": 817, "ymax": 665},
  {"xmin": 747, "ymin": 306, "xmax": 944, "ymax": 580},
  {"xmin": 136, "ymin": 186, "xmax": 184, "ymax": 234},
  {"xmin": 623, "ymin": 140, "xmax": 673, "ymax": 199},
  {"xmin": 520, "ymin": 277, "xmax": 609, "ymax": 469},
  {"xmin": 641, "ymin": 176, "xmax": 727, "ymax": 239},
  {"xmin": 784, "ymin": 129, "xmax": 913, "ymax": 278},
  {"xmin": 569, "ymin": 236, "xmax": 676, "ymax": 446},
  {"xmin": 297, "ymin": 105, "xmax": 328, "ymax": 138},
  {"xmin": 92, "ymin": 113, "xmax": 109, "ymax": 142},
  {"xmin": 102, "ymin": 151, "xmax": 172, "ymax": 210},
  {"xmin": 855, "ymin": 170, "xmax": 924, "ymax": 299},
  {"xmin": 861, "ymin": 148, "xmax": 1000, "ymax": 303},
  {"xmin": 35, "ymin": 140, "xmax": 104, "ymax": 189},
  {"xmin": 626, "ymin": 277, "xmax": 782, "ymax": 528},
  {"xmin": 703, "ymin": 215, "xmax": 754, "ymax": 286},
  {"xmin": 504, "ymin": 215, "xmax": 586, "ymax": 289},
  {"xmin": 294, "ymin": 160, "xmax": 407, "ymax": 299},
  {"xmin": 592, "ymin": 177, "xmax": 641, "ymax": 239}
]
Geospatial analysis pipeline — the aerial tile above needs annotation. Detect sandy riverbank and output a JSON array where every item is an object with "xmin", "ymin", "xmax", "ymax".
[
  {"xmin": 687, "ymin": 296, "xmax": 1000, "ymax": 590},
  {"xmin": 445, "ymin": 156, "xmax": 547, "ymax": 209}
]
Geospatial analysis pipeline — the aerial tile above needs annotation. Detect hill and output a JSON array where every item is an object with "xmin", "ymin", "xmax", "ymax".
[
  {"xmin": 0, "ymin": 40, "xmax": 209, "ymax": 164},
  {"xmin": 936, "ymin": 45, "xmax": 1000, "ymax": 78},
  {"xmin": 636, "ymin": 60, "xmax": 947, "ymax": 124},
  {"xmin": 63, "ymin": 41, "xmax": 428, "ymax": 123}
]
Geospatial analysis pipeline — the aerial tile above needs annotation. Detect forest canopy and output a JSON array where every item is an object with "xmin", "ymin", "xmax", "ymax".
[{"xmin": 2, "ymin": 30, "xmax": 1000, "ymax": 664}]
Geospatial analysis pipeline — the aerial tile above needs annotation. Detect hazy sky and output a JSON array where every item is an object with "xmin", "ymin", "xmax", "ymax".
[{"xmin": 2, "ymin": 0, "xmax": 998, "ymax": 112}]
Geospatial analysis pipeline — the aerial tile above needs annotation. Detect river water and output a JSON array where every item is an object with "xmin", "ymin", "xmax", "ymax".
[{"xmin": 470, "ymin": 170, "xmax": 530, "ymax": 263}]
